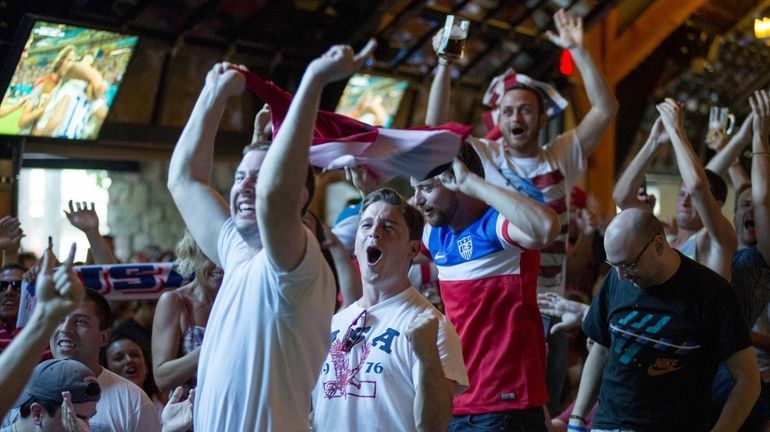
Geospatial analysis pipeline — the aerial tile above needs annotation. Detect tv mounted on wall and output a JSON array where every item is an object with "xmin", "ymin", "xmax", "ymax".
[
  {"xmin": 0, "ymin": 16, "xmax": 139, "ymax": 140},
  {"xmin": 335, "ymin": 73, "xmax": 408, "ymax": 128}
]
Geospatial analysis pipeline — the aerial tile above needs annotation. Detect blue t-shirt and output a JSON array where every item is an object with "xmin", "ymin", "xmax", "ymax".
[{"xmin": 731, "ymin": 246, "xmax": 770, "ymax": 327}]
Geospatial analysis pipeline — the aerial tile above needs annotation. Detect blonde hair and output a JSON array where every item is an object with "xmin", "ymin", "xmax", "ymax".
[{"xmin": 174, "ymin": 230, "xmax": 208, "ymax": 279}]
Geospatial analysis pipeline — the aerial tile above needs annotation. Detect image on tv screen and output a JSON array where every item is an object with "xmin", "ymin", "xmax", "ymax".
[
  {"xmin": 335, "ymin": 74, "xmax": 408, "ymax": 128},
  {"xmin": 0, "ymin": 20, "xmax": 139, "ymax": 140}
]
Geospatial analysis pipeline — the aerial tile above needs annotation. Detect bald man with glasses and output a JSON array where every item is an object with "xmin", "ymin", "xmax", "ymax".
[{"xmin": 568, "ymin": 207, "xmax": 759, "ymax": 432}]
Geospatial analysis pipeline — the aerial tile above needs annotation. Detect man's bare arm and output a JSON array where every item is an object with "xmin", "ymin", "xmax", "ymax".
[
  {"xmin": 440, "ymin": 158, "xmax": 559, "ymax": 249},
  {"xmin": 257, "ymin": 41, "xmax": 376, "ymax": 271},
  {"xmin": 613, "ymin": 117, "xmax": 667, "ymax": 209},
  {"xmin": 712, "ymin": 347, "xmax": 760, "ymax": 432},
  {"xmin": 167, "ymin": 63, "xmax": 240, "ymax": 265},
  {"xmin": 658, "ymin": 99, "xmax": 737, "ymax": 278},
  {"xmin": 750, "ymin": 90, "xmax": 770, "ymax": 264},
  {"xmin": 546, "ymin": 9, "xmax": 618, "ymax": 155}
]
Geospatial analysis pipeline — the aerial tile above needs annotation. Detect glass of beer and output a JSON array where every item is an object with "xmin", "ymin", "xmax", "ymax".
[
  {"xmin": 437, "ymin": 15, "xmax": 470, "ymax": 61},
  {"xmin": 708, "ymin": 106, "xmax": 736, "ymax": 135}
]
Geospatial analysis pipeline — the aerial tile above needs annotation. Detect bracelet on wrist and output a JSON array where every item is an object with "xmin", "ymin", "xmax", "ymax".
[
  {"xmin": 753, "ymin": 151, "xmax": 770, "ymax": 157},
  {"xmin": 437, "ymin": 57, "xmax": 451, "ymax": 66}
]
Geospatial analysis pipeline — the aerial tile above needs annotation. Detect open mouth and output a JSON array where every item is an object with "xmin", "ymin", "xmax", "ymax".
[
  {"xmin": 237, "ymin": 203, "xmax": 255, "ymax": 214},
  {"xmin": 511, "ymin": 126, "xmax": 526, "ymax": 136},
  {"xmin": 745, "ymin": 220, "xmax": 755, "ymax": 229},
  {"xmin": 366, "ymin": 246, "xmax": 383, "ymax": 266},
  {"xmin": 57, "ymin": 340, "xmax": 76, "ymax": 349}
]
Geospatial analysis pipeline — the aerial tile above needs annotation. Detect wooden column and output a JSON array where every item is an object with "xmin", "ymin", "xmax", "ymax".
[{"xmin": 578, "ymin": 0, "xmax": 708, "ymax": 215}]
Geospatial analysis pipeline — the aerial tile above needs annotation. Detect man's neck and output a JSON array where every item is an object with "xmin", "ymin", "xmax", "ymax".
[
  {"xmin": 84, "ymin": 362, "xmax": 103, "ymax": 378},
  {"xmin": 449, "ymin": 201, "xmax": 489, "ymax": 233},
  {"xmin": 358, "ymin": 279, "xmax": 411, "ymax": 309},
  {"xmin": 651, "ymin": 250, "xmax": 682, "ymax": 287},
  {"xmin": 1, "ymin": 317, "xmax": 15, "ymax": 333},
  {"xmin": 673, "ymin": 227, "xmax": 699, "ymax": 246}
]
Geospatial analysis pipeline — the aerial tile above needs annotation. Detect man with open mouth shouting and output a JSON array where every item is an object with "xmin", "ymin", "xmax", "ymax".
[
  {"xmin": 311, "ymin": 188, "xmax": 468, "ymax": 432},
  {"xmin": 168, "ymin": 40, "xmax": 376, "ymax": 431}
]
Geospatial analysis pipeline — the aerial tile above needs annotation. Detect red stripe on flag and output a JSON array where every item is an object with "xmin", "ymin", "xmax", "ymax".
[{"xmin": 531, "ymin": 170, "xmax": 565, "ymax": 189}]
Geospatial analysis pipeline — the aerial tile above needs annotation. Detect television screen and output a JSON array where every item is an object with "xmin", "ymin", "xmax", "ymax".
[
  {"xmin": 335, "ymin": 73, "xmax": 408, "ymax": 128},
  {"xmin": 0, "ymin": 17, "xmax": 139, "ymax": 140}
]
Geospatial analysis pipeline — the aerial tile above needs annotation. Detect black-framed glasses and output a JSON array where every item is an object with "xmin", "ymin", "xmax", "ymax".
[
  {"xmin": 605, "ymin": 235, "xmax": 658, "ymax": 273},
  {"xmin": 0, "ymin": 280, "xmax": 22, "ymax": 292},
  {"xmin": 341, "ymin": 309, "xmax": 368, "ymax": 352}
]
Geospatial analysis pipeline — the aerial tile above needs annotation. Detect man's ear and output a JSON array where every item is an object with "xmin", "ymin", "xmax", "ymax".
[
  {"xmin": 30, "ymin": 402, "xmax": 46, "ymax": 425},
  {"xmin": 407, "ymin": 239, "xmax": 421, "ymax": 260},
  {"xmin": 538, "ymin": 111, "xmax": 548, "ymax": 130},
  {"xmin": 99, "ymin": 328, "xmax": 110, "ymax": 348}
]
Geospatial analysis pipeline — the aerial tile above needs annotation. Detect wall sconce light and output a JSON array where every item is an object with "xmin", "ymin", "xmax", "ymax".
[{"xmin": 754, "ymin": 17, "xmax": 770, "ymax": 42}]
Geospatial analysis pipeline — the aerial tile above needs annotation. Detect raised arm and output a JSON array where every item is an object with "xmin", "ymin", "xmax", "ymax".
[
  {"xmin": 151, "ymin": 292, "xmax": 200, "ymax": 393},
  {"xmin": 0, "ymin": 96, "xmax": 27, "ymax": 117},
  {"xmin": 0, "ymin": 216, "xmax": 23, "ymax": 264},
  {"xmin": 167, "ymin": 63, "xmax": 241, "ymax": 265},
  {"xmin": 546, "ymin": 9, "xmax": 618, "ymax": 155},
  {"xmin": 64, "ymin": 200, "xmax": 117, "ymax": 264},
  {"xmin": 0, "ymin": 245, "xmax": 83, "ymax": 417},
  {"xmin": 658, "ymin": 99, "xmax": 737, "ymax": 277},
  {"xmin": 750, "ymin": 89, "xmax": 770, "ymax": 263},
  {"xmin": 408, "ymin": 311, "xmax": 454, "ymax": 432},
  {"xmin": 321, "ymin": 225, "xmax": 362, "ymax": 307},
  {"xmin": 440, "ymin": 158, "xmax": 559, "ymax": 249},
  {"xmin": 426, "ymin": 30, "xmax": 452, "ymax": 127},
  {"xmin": 257, "ymin": 41, "xmax": 376, "ymax": 271},
  {"xmin": 613, "ymin": 117, "xmax": 667, "ymax": 209},
  {"xmin": 705, "ymin": 113, "xmax": 753, "ymax": 183}
]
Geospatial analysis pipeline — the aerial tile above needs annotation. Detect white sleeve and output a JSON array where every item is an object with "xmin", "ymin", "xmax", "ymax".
[
  {"xmin": 132, "ymin": 394, "xmax": 161, "ymax": 432},
  {"xmin": 544, "ymin": 129, "xmax": 586, "ymax": 189},
  {"xmin": 436, "ymin": 315, "xmax": 469, "ymax": 394}
]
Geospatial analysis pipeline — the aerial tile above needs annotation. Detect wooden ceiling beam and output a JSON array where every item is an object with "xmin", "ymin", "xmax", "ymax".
[{"xmin": 607, "ymin": 0, "xmax": 709, "ymax": 84}]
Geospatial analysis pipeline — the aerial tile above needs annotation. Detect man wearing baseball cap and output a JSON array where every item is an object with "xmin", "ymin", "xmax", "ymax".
[{"xmin": 1, "ymin": 358, "xmax": 101, "ymax": 432}]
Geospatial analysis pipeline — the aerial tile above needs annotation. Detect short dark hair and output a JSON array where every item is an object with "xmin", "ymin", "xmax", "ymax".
[
  {"xmin": 84, "ymin": 289, "xmax": 112, "ymax": 330},
  {"xmin": 504, "ymin": 84, "xmax": 546, "ymax": 117},
  {"xmin": 361, "ymin": 188, "xmax": 424, "ymax": 241},
  {"xmin": 457, "ymin": 143, "xmax": 484, "ymax": 178},
  {"xmin": 705, "ymin": 169, "xmax": 727, "ymax": 206}
]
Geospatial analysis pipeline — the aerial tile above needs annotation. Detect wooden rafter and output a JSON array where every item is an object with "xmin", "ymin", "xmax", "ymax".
[{"xmin": 607, "ymin": 0, "xmax": 709, "ymax": 84}]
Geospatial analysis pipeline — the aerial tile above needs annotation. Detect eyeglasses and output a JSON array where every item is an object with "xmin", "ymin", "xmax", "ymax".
[
  {"xmin": 0, "ymin": 280, "xmax": 22, "ymax": 292},
  {"xmin": 341, "ymin": 309, "xmax": 368, "ymax": 352},
  {"xmin": 605, "ymin": 235, "xmax": 658, "ymax": 273}
]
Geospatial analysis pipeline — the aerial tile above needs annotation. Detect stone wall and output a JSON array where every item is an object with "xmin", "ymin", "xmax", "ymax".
[{"xmin": 107, "ymin": 161, "xmax": 236, "ymax": 261}]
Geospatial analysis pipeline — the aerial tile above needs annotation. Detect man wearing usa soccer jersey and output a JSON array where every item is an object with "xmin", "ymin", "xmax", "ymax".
[
  {"xmin": 411, "ymin": 145, "xmax": 559, "ymax": 431},
  {"xmin": 426, "ymin": 10, "xmax": 618, "ymax": 411}
]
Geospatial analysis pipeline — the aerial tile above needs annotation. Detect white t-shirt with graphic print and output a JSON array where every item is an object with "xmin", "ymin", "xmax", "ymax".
[{"xmin": 311, "ymin": 287, "xmax": 468, "ymax": 432}]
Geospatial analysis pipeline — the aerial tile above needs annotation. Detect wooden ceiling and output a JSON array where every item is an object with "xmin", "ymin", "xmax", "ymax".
[{"xmin": 0, "ymin": 0, "xmax": 767, "ymax": 164}]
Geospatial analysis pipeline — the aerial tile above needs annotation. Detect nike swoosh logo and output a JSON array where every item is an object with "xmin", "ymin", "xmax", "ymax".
[{"xmin": 647, "ymin": 365, "xmax": 683, "ymax": 376}]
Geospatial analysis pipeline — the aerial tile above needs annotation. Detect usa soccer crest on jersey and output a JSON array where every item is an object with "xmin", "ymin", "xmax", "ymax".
[{"xmin": 457, "ymin": 235, "xmax": 473, "ymax": 260}]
